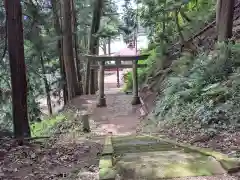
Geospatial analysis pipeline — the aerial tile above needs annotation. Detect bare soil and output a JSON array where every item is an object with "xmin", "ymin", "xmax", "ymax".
[
  {"xmin": 0, "ymin": 72, "xmax": 142, "ymax": 180},
  {"xmin": 0, "ymin": 123, "xmax": 104, "ymax": 180}
]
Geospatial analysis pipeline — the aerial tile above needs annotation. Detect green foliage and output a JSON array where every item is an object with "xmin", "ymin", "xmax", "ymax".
[
  {"xmin": 136, "ymin": 0, "xmax": 240, "ymax": 136},
  {"xmin": 30, "ymin": 110, "xmax": 88, "ymax": 138},
  {"xmin": 152, "ymin": 43, "xmax": 240, "ymax": 130},
  {"xmin": 120, "ymin": 0, "xmax": 137, "ymax": 43},
  {"xmin": 123, "ymin": 71, "xmax": 133, "ymax": 91},
  {"xmin": 123, "ymin": 49, "xmax": 157, "ymax": 91},
  {"xmin": 139, "ymin": 0, "xmax": 215, "ymax": 47},
  {"xmin": 0, "ymin": 0, "xmax": 120, "ymax": 133},
  {"xmin": 31, "ymin": 114, "xmax": 66, "ymax": 137}
]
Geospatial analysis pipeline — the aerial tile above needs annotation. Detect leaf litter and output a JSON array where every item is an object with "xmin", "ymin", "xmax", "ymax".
[{"xmin": 0, "ymin": 110, "xmax": 104, "ymax": 180}]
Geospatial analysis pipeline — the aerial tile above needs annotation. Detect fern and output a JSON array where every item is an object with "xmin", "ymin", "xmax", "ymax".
[{"xmin": 150, "ymin": 43, "xmax": 240, "ymax": 129}]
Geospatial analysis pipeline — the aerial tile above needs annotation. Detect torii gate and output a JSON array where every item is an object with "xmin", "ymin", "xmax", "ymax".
[
  {"xmin": 113, "ymin": 45, "xmax": 141, "ymax": 88},
  {"xmin": 85, "ymin": 54, "xmax": 149, "ymax": 107}
]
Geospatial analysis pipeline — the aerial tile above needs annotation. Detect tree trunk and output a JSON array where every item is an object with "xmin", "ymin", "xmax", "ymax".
[
  {"xmin": 216, "ymin": 0, "xmax": 222, "ymax": 32},
  {"xmin": 103, "ymin": 43, "xmax": 107, "ymax": 55},
  {"xmin": 217, "ymin": 0, "xmax": 235, "ymax": 78},
  {"xmin": 108, "ymin": 37, "xmax": 111, "ymax": 54},
  {"xmin": 70, "ymin": 0, "xmax": 82, "ymax": 95},
  {"xmin": 62, "ymin": 0, "xmax": 78, "ymax": 100},
  {"xmin": 4, "ymin": 0, "xmax": 31, "ymax": 138},
  {"xmin": 40, "ymin": 56, "xmax": 52, "ymax": 115},
  {"xmin": 84, "ymin": 0, "xmax": 103, "ymax": 95},
  {"xmin": 217, "ymin": 0, "xmax": 234, "ymax": 41},
  {"xmin": 59, "ymin": 40, "xmax": 68, "ymax": 104},
  {"xmin": 51, "ymin": 0, "xmax": 67, "ymax": 104}
]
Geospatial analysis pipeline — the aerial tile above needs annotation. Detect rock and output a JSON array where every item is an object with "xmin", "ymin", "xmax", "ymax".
[
  {"xmin": 191, "ymin": 134, "xmax": 212, "ymax": 143},
  {"xmin": 88, "ymin": 165, "xmax": 97, "ymax": 172},
  {"xmin": 228, "ymin": 151, "xmax": 239, "ymax": 157},
  {"xmin": 30, "ymin": 153, "xmax": 36, "ymax": 159},
  {"xmin": 83, "ymin": 146, "xmax": 91, "ymax": 153}
]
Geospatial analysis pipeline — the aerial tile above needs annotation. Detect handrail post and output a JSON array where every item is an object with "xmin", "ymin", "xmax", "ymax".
[
  {"xmin": 131, "ymin": 59, "xmax": 141, "ymax": 105},
  {"xmin": 97, "ymin": 60, "xmax": 106, "ymax": 107}
]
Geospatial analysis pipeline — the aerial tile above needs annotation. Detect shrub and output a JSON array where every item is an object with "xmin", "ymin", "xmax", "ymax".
[
  {"xmin": 122, "ymin": 49, "xmax": 157, "ymax": 92},
  {"xmin": 151, "ymin": 42, "xmax": 240, "ymax": 130},
  {"xmin": 31, "ymin": 114, "xmax": 66, "ymax": 137}
]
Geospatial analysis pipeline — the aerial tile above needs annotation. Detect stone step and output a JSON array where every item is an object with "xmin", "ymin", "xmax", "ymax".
[
  {"xmin": 115, "ymin": 151, "xmax": 226, "ymax": 179},
  {"xmin": 114, "ymin": 143, "xmax": 181, "ymax": 154},
  {"xmin": 99, "ymin": 135, "xmax": 239, "ymax": 179},
  {"xmin": 112, "ymin": 135, "xmax": 182, "ymax": 155}
]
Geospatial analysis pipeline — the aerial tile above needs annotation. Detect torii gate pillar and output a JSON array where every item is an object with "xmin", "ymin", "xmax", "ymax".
[
  {"xmin": 131, "ymin": 60, "xmax": 141, "ymax": 105},
  {"xmin": 97, "ymin": 61, "xmax": 106, "ymax": 107}
]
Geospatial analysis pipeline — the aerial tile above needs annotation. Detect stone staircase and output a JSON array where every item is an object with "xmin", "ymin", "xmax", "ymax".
[{"xmin": 99, "ymin": 135, "xmax": 240, "ymax": 180}]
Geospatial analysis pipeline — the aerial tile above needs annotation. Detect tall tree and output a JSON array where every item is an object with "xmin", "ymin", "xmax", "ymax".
[
  {"xmin": 62, "ymin": 0, "xmax": 78, "ymax": 100},
  {"xmin": 40, "ymin": 55, "xmax": 53, "ymax": 115},
  {"xmin": 51, "ymin": 0, "xmax": 68, "ymax": 104},
  {"xmin": 216, "ymin": 0, "xmax": 235, "ymax": 41},
  {"xmin": 4, "ymin": 0, "xmax": 31, "ymax": 137},
  {"xmin": 121, "ymin": 0, "xmax": 137, "ymax": 44},
  {"xmin": 70, "ymin": 0, "xmax": 82, "ymax": 95},
  {"xmin": 84, "ymin": 0, "xmax": 103, "ymax": 94}
]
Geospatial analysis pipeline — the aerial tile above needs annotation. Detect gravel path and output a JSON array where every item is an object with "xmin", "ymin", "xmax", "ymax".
[
  {"xmin": 81, "ymin": 71, "xmax": 143, "ymax": 136},
  {"xmin": 91, "ymin": 91, "xmax": 141, "ymax": 136}
]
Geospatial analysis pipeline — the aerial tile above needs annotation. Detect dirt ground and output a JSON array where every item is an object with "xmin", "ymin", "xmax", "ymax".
[
  {"xmin": 0, "ymin": 71, "xmax": 142, "ymax": 180},
  {"xmin": 1, "ymin": 72, "xmax": 239, "ymax": 180}
]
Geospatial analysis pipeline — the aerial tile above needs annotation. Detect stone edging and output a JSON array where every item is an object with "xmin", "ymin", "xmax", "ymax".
[
  {"xmin": 143, "ymin": 134, "xmax": 240, "ymax": 173},
  {"xmin": 99, "ymin": 135, "xmax": 116, "ymax": 180},
  {"xmin": 139, "ymin": 96, "xmax": 149, "ymax": 117}
]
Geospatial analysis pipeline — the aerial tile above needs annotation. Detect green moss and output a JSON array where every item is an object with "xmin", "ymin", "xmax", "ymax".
[
  {"xmin": 112, "ymin": 135, "xmax": 154, "ymax": 144},
  {"xmin": 30, "ymin": 114, "xmax": 66, "ymax": 137},
  {"xmin": 220, "ymin": 159, "xmax": 240, "ymax": 172},
  {"xmin": 99, "ymin": 136, "xmax": 115, "ymax": 179},
  {"xmin": 99, "ymin": 155, "xmax": 113, "ymax": 168},
  {"xmin": 99, "ymin": 168, "xmax": 116, "ymax": 180},
  {"xmin": 144, "ymin": 134, "xmax": 240, "ymax": 172},
  {"xmin": 114, "ymin": 143, "xmax": 180, "ymax": 155},
  {"xmin": 164, "ymin": 162, "xmax": 213, "ymax": 177},
  {"xmin": 115, "ymin": 150, "xmax": 225, "ymax": 179},
  {"xmin": 122, "ymin": 50, "xmax": 155, "ymax": 92},
  {"xmin": 102, "ymin": 136, "xmax": 114, "ymax": 155},
  {"xmin": 109, "ymin": 134, "xmax": 239, "ymax": 179}
]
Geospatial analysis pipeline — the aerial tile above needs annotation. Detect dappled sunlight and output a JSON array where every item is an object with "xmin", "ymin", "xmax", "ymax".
[{"xmin": 86, "ymin": 100, "xmax": 95, "ymax": 104}]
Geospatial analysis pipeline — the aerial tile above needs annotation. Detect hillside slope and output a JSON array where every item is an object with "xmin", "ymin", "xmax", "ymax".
[{"xmin": 140, "ymin": 2, "xmax": 240, "ymax": 161}]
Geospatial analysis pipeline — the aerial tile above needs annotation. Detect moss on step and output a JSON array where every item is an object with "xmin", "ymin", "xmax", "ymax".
[
  {"xmin": 106, "ymin": 134, "xmax": 239, "ymax": 179},
  {"xmin": 143, "ymin": 134, "xmax": 240, "ymax": 173},
  {"xmin": 115, "ymin": 151, "xmax": 226, "ymax": 179},
  {"xmin": 112, "ymin": 135, "xmax": 155, "ymax": 144},
  {"xmin": 99, "ymin": 168, "xmax": 116, "ymax": 180},
  {"xmin": 114, "ymin": 143, "xmax": 181, "ymax": 155},
  {"xmin": 102, "ymin": 136, "xmax": 114, "ymax": 155},
  {"xmin": 112, "ymin": 135, "xmax": 181, "ymax": 155},
  {"xmin": 99, "ymin": 135, "xmax": 116, "ymax": 180},
  {"xmin": 99, "ymin": 155, "xmax": 113, "ymax": 168},
  {"xmin": 220, "ymin": 159, "xmax": 240, "ymax": 173},
  {"xmin": 163, "ymin": 162, "xmax": 213, "ymax": 177}
]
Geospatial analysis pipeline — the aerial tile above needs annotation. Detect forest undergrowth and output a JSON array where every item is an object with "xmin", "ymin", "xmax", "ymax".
[
  {"xmin": 0, "ymin": 107, "xmax": 103, "ymax": 180},
  {"xmin": 141, "ymin": 43, "xmax": 240, "ymax": 158}
]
